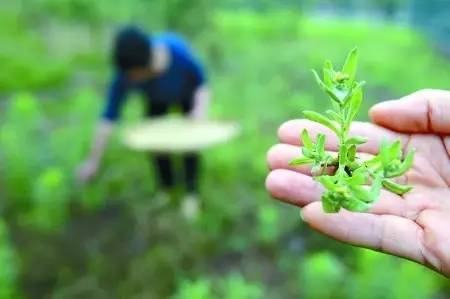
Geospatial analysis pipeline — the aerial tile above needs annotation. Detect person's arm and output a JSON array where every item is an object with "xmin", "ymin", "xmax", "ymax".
[
  {"xmin": 77, "ymin": 120, "xmax": 114, "ymax": 183},
  {"xmin": 77, "ymin": 74, "xmax": 128, "ymax": 182},
  {"xmin": 187, "ymin": 52, "xmax": 210, "ymax": 120},
  {"xmin": 189, "ymin": 84, "xmax": 211, "ymax": 120}
]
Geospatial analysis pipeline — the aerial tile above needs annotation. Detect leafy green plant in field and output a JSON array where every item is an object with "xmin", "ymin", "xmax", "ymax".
[
  {"xmin": 348, "ymin": 249, "xmax": 443, "ymax": 299},
  {"xmin": 290, "ymin": 48, "xmax": 415, "ymax": 212},
  {"xmin": 300, "ymin": 249, "xmax": 445, "ymax": 299},
  {"xmin": 1, "ymin": 8, "xmax": 449, "ymax": 298},
  {"xmin": 0, "ymin": 221, "xmax": 20, "ymax": 299},
  {"xmin": 0, "ymin": 93, "xmax": 43, "ymax": 203},
  {"xmin": 27, "ymin": 167, "xmax": 69, "ymax": 231},
  {"xmin": 172, "ymin": 279, "xmax": 213, "ymax": 299},
  {"xmin": 220, "ymin": 273, "xmax": 263, "ymax": 299},
  {"xmin": 0, "ymin": 10, "xmax": 69, "ymax": 93},
  {"xmin": 299, "ymin": 252, "xmax": 346, "ymax": 299},
  {"xmin": 173, "ymin": 273, "xmax": 263, "ymax": 299}
]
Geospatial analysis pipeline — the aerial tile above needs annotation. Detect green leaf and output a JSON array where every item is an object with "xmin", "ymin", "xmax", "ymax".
[
  {"xmin": 312, "ymin": 69, "xmax": 342, "ymax": 104},
  {"xmin": 348, "ymin": 185, "xmax": 372, "ymax": 203},
  {"xmin": 379, "ymin": 140, "xmax": 392, "ymax": 166},
  {"xmin": 347, "ymin": 144, "xmax": 356, "ymax": 161},
  {"xmin": 342, "ymin": 47, "xmax": 358, "ymax": 82},
  {"xmin": 342, "ymin": 197, "xmax": 369, "ymax": 212},
  {"xmin": 312, "ymin": 69, "xmax": 326, "ymax": 87},
  {"xmin": 386, "ymin": 149, "xmax": 415, "ymax": 178},
  {"xmin": 316, "ymin": 133, "xmax": 326, "ymax": 156},
  {"xmin": 346, "ymin": 86, "xmax": 363, "ymax": 122},
  {"xmin": 346, "ymin": 135, "xmax": 368, "ymax": 145},
  {"xmin": 322, "ymin": 192, "xmax": 341, "ymax": 213},
  {"xmin": 325, "ymin": 109, "xmax": 341, "ymax": 122},
  {"xmin": 349, "ymin": 167, "xmax": 368, "ymax": 185},
  {"xmin": 289, "ymin": 156, "xmax": 314, "ymax": 166},
  {"xmin": 352, "ymin": 80, "xmax": 366, "ymax": 91},
  {"xmin": 301, "ymin": 129, "xmax": 313, "ymax": 149},
  {"xmin": 363, "ymin": 155, "xmax": 381, "ymax": 170},
  {"xmin": 323, "ymin": 60, "xmax": 334, "ymax": 87},
  {"xmin": 370, "ymin": 174, "xmax": 383, "ymax": 200},
  {"xmin": 382, "ymin": 179, "xmax": 413, "ymax": 195},
  {"xmin": 302, "ymin": 147, "xmax": 314, "ymax": 158},
  {"xmin": 316, "ymin": 175, "xmax": 336, "ymax": 190},
  {"xmin": 342, "ymin": 81, "xmax": 366, "ymax": 107},
  {"xmin": 303, "ymin": 110, "xmax": 339, "ymax": 134},
  {"xmin": 348, "ymin": 161, "xmax": 361, "ymax": 171},
  {"xmin": 389, "ymin": 140, "xmax": 402, "ymax": 160},
  {"xmin": 338, "ymin": 144, "xmax": 348, "ymax": 166}
]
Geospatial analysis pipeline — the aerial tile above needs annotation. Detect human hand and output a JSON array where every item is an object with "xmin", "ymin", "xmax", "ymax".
[
  {"xmin": 266, "ymin": 89, "xmax": 450, "ymax": 277},
  {"xmin": 76, "ymin": 158, "xmax": 99, "ymax": 183}
]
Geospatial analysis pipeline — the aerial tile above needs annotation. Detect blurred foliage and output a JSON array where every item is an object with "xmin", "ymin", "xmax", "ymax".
[
  {"xmin": 0, "ymin": 1, "xmax": 449, "ymax": 298},
  {"xmin": 0, "ymin": 9, "xmax": 69, "ymax": 93},
  {"xmin": 300, "ymin": 250, "xmax": 445, "ymax": 299},
  {"xmin": 173, "ymin": 273, "xmax": 264, "ymax": 299},
  {"xmin": 299, "ymin": 252, "xmax": 347, "ymax": 299},
  {"xmin": 26, "ymin": 167, "xmax": 69, "ymax": 231},
  {"xmin": 0, "ymin": 221, "xmax": 20, "ymax": 299}
]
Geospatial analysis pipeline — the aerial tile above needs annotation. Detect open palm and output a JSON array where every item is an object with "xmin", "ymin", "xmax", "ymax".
[{"xmin": 266, "ymin": 89, "xmax": 450, "ymax": 277}]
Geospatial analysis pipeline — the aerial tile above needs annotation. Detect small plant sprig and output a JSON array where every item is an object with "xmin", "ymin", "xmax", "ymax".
[{"xmin": 290, "ymin": 48, "xmax": 415, "ymax": 213}]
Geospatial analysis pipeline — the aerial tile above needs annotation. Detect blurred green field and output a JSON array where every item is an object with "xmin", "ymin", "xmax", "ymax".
[{"xmin": 0, "ymin": 3, "xmax": 449, "ymax": 299}]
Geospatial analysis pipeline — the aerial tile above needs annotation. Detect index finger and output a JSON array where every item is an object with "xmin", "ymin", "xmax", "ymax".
[
  {"xmin": 370, "ymin": 89, "xmax": 450, "ymax": 134},
  {"xmin": 278, "ymin": 119, "xmax": 409, "ymax": 155},
  {"xmin": 300, "ymin": 202, "xmax": 429, "ymax": 269}
]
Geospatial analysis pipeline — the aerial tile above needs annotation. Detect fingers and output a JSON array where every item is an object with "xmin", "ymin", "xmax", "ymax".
[
  {"xmin": 417, "ymin": 209, "xmax": 450, "ymax": 276},
  {"xmin": 266, "ymin": 142, "xmax": 408, "ymax": 185},
  {"xmin": 370, "ymin": 89, "xmax": 450, "ymax": 134},
  {"xmin": 445, "ymin": 136, "xmax": 450, "ymax": 157},
  {"xmin": 267, "ymin": 143, "xmax": 315, "ymax": 175},
  {"xmin": 267, "ymin": 143, "xmax": 374, "ymax": 175},
  {"xmin": 367, "ymin": 190, "xmax": 406, "ymax": 216},
  {"xmin": 265, "ymin": 169, "xmax": 322, "ymax": 207},
  {"xmin": 278, "ymin": 119, "xmax": 408, "ymax": 155},
  {"xmin": 277, "ymin": 119, "xmax": 338, "ymax": 147},
  {"xmin": 265, "ymin": 168, "xmax": 407, "ymax": 216},
  {"xmin": 300, "ymin": 202, "xmax": 427, "ymax": 265}
]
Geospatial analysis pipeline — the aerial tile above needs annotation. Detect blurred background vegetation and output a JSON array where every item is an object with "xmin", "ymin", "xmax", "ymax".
[{"xmin": 0, "ymin": 0, "xmax": 449, "ymax": 298}]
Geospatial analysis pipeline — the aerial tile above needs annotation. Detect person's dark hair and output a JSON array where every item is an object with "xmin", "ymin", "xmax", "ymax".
[{"xmin": 113, "ymin": 26, "xmax": 152, "ymax": 71}]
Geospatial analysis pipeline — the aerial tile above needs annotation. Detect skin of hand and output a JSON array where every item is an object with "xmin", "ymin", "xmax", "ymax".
[
  {"xmin": 77, "ymin": 120, "xmax": 114, "ymax": 183},
  {"xmin": 266, "ymin": 89, "xmax": 450, "ymax": 277}
]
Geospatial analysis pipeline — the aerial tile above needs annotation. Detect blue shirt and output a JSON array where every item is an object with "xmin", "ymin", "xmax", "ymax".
[{"xmin": 102, "ymin": 32, "xmax": 206, "ymax": 121}]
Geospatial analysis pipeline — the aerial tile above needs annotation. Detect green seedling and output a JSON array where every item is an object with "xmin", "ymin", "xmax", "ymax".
[{"xmin": 290, "ymin": 48, "xmax": 414, "ymax": 213}]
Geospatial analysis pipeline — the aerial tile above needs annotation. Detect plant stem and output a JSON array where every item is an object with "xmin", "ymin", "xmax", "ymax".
[{"xmin": 336, "ymin": 104, "xmax": 347, "ymax": 176}]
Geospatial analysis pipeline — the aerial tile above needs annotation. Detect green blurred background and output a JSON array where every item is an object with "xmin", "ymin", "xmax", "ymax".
[{"xmin": 0, "ymin": 0, "xmax": 449, "ymax": 298}]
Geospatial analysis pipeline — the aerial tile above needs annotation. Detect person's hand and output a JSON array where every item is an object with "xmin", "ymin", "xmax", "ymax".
[
  {"xmin": 76, "ymin": 158, "xmax": 99, "ymax": 183},
  {"xmin": 266, "ymin": 89, "xmax": 450, "ymax": 277}
]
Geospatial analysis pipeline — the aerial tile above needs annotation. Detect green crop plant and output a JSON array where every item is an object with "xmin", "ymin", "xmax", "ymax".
[{"xmin": 290, "ymin": 48, "xmax": 415, "ymax": 213}]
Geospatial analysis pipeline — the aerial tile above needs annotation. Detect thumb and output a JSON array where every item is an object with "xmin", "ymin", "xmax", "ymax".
[{"xmin": 369, "ymin": 89, "xmax": 450, "ymax": 134}]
